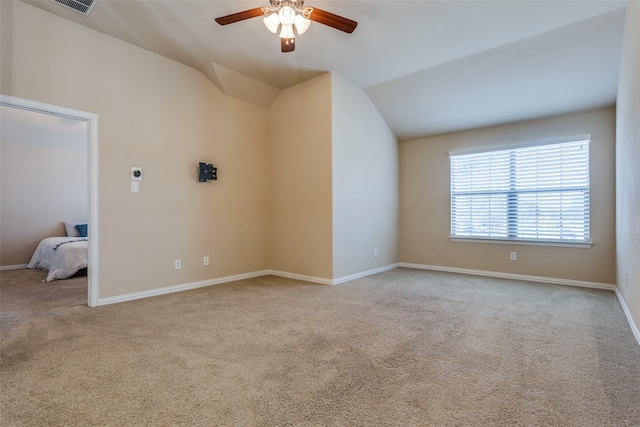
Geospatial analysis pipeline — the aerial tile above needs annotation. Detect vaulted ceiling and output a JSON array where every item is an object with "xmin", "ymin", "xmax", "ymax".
[{"xmin": 22, "ymin": 0, "xmax": 627, "ymax": 141}]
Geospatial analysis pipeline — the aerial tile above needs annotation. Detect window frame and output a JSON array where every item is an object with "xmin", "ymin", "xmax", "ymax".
[{"xmin": 449, "ymin": 136, "xmax": 593, "ymax": 248}]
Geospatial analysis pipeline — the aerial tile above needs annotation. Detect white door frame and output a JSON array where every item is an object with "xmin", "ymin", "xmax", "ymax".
[{"xmin": 0, "ymin": 94, "xmax": 99, "ymax": 307}]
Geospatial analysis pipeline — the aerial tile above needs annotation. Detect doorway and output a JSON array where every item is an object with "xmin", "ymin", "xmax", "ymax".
[{"xmin": 0, "ymin": 95, "xmax": 99, "ymax": 306}]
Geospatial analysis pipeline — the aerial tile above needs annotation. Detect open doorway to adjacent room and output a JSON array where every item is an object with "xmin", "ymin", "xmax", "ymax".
[{"xmin": 0, "ymin": 95, "xmax": 99, "ymax": 309}]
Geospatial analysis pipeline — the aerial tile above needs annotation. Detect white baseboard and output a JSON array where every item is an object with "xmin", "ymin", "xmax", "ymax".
[
  {"xmin": 267, "ymin": 270, "xmax": 334, "ymax": 285},
  {"xmin": 615, "ymin": 289, "xmax": 640, "ymax": 347},
  {"xmin": 331, "ymin": 263, "xmax": 400, "ymax": 285},
  {"xmin": 399, "ymin": 262, "xmax": 616, "ymax": 291},
  {"xmin": 97, "ymin": 270, "xmax": 270, "ymax": 306},
  {"xmin": 97, "ymin": 264, "xmax": 401, "ymax": 306},
  {"xmin": 97, "ymin": 262, "xmax": 615, "ymax": 306},
  {"xmin": 268, "ymin": 264, "xmax": 399, "ymax": 285},
  {"xmin": 0, "ymin": 264, "xmax": 28, "ymax": 271}
]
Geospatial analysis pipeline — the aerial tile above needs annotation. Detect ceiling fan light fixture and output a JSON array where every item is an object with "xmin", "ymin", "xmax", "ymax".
[
  {"xmin": 279, "ymin": 24, "xmax": 295, "ymax": 39},
  {"xmin": 278, "ymin": 5, "xmax": 296, "ymax": 26},
  {"xmin": 301, "ymin": 6, "xmax": 313, "ymax": 19},
  {"xmin": 263, "ymin": 13, "xmax": 280, "ymax": 33},
  {"xmin": 215, "ymin": 2, "xmax": 357, "ymax": 53},
  {"xmin": 293, "ymin": 14, "xmax": 310, "ymax": 34}
]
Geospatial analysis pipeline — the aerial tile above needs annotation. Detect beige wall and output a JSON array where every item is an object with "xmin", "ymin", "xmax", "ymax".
[
  {"xmin": 0, "ymin": 140, "xmax": 87, "ymax": 266},
  {"xmin": 0, "ymin": 1, "xmax": 394, "ymax": 294},
  {"xmin": 267, "ymin": 72, "xmax": 400, "ymax": 280},
  {"xmin": 400, "ymin": 108, "xmax": 616, "ymax": 284},
  {"xmin": 1, "ymin": 0, "xmax": 270, "ymax": 298},
  {"xmin": 616, "ymin": 1, "xmax": 640, "ymax": 333},
  {"xmin": 331, "ymin": 73, "xmax": 399, "ymax": 278},
  {"xmin": 268, "ymin": 74, "xmax": 334, "ymax": 279}
]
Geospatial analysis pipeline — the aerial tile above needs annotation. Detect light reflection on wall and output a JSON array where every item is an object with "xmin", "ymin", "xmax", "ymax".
[{"xmin": 0, "ymin": 105, "xmax": 87, "ymax": 151}]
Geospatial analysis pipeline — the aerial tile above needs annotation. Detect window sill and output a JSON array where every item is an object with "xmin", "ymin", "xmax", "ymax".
[{"xmin": 449, "ymin": 237, "xmax": 593, "ymax": 248}]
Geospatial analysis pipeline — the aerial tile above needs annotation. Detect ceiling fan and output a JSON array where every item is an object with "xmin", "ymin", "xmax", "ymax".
[{"xmin": 215, "ymin": 0, "xmax": 358, "ymax": 53}]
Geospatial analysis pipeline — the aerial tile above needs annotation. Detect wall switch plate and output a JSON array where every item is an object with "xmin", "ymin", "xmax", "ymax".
[
  {"xmin": 131, "ymin": 181, "xmax": 139, "ymax": 192},
  {"xmin": 203, "ymin": 256, "xmax": 209, "ymax": 266},
  {"xmin": 510, "ymin": 252, "xmax": 517, "ymax": 261},
  {"xmin": 174, "ymin": 259, "xmax": 181, "ymax": 270}
]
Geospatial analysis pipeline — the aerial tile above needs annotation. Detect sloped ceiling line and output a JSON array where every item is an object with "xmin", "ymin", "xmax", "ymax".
[{"xmin": 20, "ymin": 0, "xmax": 629, "ymax": 140}]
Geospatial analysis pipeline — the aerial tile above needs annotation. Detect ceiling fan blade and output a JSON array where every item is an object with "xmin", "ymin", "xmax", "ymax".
[
  {"xmin": 215, "ymin": 7, "xmax": 266, "ymax": 26},
  {"xmin": 308, "ymin": 8, "xmax": 357, "ymax": 34},
  {"xmin": 281, "ymin": 38, "xmax": 295, "ymax": 53}
]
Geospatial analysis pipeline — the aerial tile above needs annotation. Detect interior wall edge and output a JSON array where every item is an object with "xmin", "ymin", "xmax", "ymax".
[{"xmin": 615, "ymin": 289, "xmax": 640, "ymax": 348}]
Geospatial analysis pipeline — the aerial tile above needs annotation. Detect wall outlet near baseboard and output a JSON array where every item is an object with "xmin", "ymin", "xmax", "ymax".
[
  {"xmin": 203, "ymin": 256, "xmax": 209, "ymax": 266},
  {"xmin": 174, "ymin": 259, "xmax": 181, "ymax": 270},
  {"xmin": 510, "ymin": 252, "xmax": 517, "ymax": 261},
  {"xmin": 374, "ymin": 248, "xmax": 378, "ymax": 257}
]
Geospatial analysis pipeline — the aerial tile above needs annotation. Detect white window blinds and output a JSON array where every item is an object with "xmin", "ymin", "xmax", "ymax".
[{"xmin": 450, "ymin": 139, "xmax": 590, "ymax": 243}]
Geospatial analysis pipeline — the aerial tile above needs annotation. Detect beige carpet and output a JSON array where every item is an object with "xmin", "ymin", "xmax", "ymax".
[{"xmin": 1, "ymin": 267, "xmax": 639, "ymax": 426}]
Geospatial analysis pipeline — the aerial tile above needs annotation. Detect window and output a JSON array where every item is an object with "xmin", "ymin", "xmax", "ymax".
[{"xmin": 450, "ymin": 138, "xmax": 590, "ymax": 244}]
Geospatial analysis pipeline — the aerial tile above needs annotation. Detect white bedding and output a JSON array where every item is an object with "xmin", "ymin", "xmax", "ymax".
[{"xmin": 27, "ymin": 237, "xmax": 88, "ymax": 282}]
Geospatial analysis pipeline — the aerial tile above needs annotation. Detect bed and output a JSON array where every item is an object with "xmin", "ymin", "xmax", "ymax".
[{"xmin": 27, "ymin": 237, "xmax": 88, "ymax": 282}]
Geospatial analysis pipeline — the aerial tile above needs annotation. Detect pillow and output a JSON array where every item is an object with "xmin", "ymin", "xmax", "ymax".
[
  {"xmin": 75, "ymin": 223, "xmax": 88, "ymax": 238},
  {"xmin": 64, "ymin": 222, "xmax": 81, "ymax": 237}
]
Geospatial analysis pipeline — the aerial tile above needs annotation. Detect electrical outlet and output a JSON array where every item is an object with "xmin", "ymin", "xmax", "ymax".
[
  {"xmin": 174, "ymin": 259, "xmax": 181, "ymax": 270},
  {"xmin": 510, "ymin": 252, "xmax": 517, "ymax": 261},
  {"xmin": 203, "ymin": 256, "xmax": 209, "ymax": 266},
  {"xmin": 374, "ymin": 248, "xmax": 378, "ymax": 257},
  {"xmin": 626, "ymin": 272, "xmax": 629, "ymax": 286}
]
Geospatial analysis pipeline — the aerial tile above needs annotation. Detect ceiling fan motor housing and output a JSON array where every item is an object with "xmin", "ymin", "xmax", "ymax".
[{"xmin": 270, "ymin": 0, "xmax": 305, "ymax": 11}]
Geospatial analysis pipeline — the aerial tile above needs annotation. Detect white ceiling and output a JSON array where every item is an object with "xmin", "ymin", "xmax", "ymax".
[{"xmin": 21, "ymin": 0, "xmax": 628, "ymax": 141}]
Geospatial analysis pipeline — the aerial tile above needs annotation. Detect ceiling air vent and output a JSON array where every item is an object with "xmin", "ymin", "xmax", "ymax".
[{"xmin": 50, "ymin": 0, "xmax": 97, "ymax": 15}]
